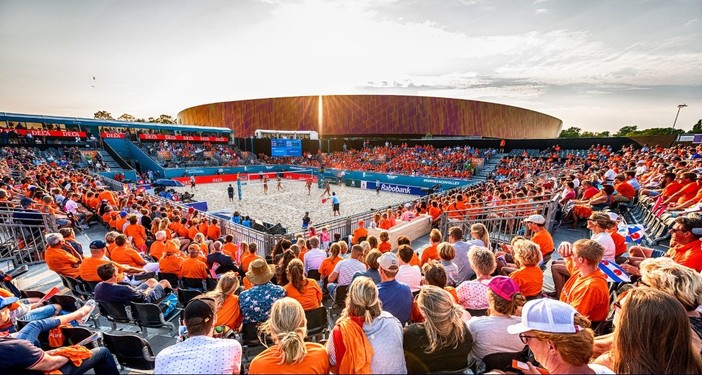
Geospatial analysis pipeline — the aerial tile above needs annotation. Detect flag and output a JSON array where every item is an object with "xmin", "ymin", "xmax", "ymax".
[
  {"xmin": 617, "ymin": 224, "xmax": 646, "ymax": 243},
  {"xmin": 322, "ymin": 198, "xmax": 328, "ymax": 204},
  {"xmin": 598, "ymin": 260, "xmax": 631, "ymax": 283}
]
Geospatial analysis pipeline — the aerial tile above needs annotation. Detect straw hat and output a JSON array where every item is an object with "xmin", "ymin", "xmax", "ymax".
[{"xmin": 246, "ymin": 258, "xmax": 274, "ymax": 285}]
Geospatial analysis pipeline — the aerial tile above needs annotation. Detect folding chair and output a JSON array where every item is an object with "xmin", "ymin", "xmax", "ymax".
[
  {"xmin": 62, "ymin": 326, "xmax": 101, "ymax": 349},
  {"xmin": 158, "ymin": 272, "xmax": 179, "ymax": 287},
  {"xmin": 98, "ymin": 301, "xmax": 138, "ymax": 331},
  {"xmin": 102, "ymin": 332, "xmax": 155, "ymax": 372},
  {"xmin": 177, "ymin": 288, "xmax": 203, "ymax": 307},
  {"xmin": 305, "ymin": 306, "xmax": 330, "ymax": 342}
]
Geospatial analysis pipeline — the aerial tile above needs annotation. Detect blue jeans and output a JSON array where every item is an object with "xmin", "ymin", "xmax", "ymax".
[
  {"xmin": 14, "ymin": 317, "xmax": 60, "ymax": 346},
  {"xmin": 19, "ymin": 304, "xmax": 58, "ymax": 321},
  {"xmin": 59, "ymin": 347, "xmax": 119, "ymax": 375}
]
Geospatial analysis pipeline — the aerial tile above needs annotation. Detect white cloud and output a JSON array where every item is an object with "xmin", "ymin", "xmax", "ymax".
[{"xmin": 534, "ymin": 8, "xmax": 548, "ymax": 14}]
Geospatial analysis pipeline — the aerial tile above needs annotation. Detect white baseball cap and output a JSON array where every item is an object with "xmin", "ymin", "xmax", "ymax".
[
  {"xmin": 524, "ymin": 214, "xmax": 546, "ymax": 225},
  {"xmin": 507, "ymin": 299, "xmax": 583, "ymax": 334}
]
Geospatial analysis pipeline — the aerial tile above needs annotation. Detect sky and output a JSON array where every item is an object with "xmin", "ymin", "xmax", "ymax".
[{"xmin": 0, "ymin": 0, "xmax": 700, "ymax": 133}]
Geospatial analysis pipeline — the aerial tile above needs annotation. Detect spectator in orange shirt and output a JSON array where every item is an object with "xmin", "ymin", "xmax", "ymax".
[
  {"xmin": 221, "ymin": 235, "xmax": 239, "ymax": 258},
  {"xmin": 662, "ymin": 172, "xmax": 699, "ymax": 208},
  {"xmin": 180, "ymin": 244, "xmax": 209, "ymax": 279},
  {"xmin": 420, "ymin": 229, "xmax": 442, "ymax": 265},
  {"xmin": 397, "ymin": 235, "xmax": 421, "ymax": 267},
  {"xmin": 188, "ymin": 219, "xmax": 200, "ymax": 240},
  {"xmin": 80, "ymin": 240, "xmax": 145, "ymax": 284},
  {"xmin": 149, "ymin": 231, "xmax": 179, "ymax": 261},
  {"xmin": 43, "ymin": 233, "xmax": 81, "ymax": 278},
  {"xmin": 239, "ymin": 242, "xmax": 258, "ymax": 272},
  {"xmin": 319, "ymin": 242, "xmax": 342, "ymax": 282},
  {"xmin": 428, "ymin": 200, "xmax": 442, "ymax": 226},
  {"xmin": 111, "ymin": 234, "xmax": 159, "ymax": 273},
  {"xmin": 123, "ymin": 215, "xmax": 148, "ymax": 253},
  {"xmin": 378, "ymin": 213, "xmax": 392, "ymax": 230},
  {"xmin": 613, "ymin": 174, "xmax": 636, "ymax": 203},
  {"xmin": 505, "ymin": 239, "xmax": 543, "ymax": 298},
  {"xmin": 114, "ymin": 211, "xmax": 129, "ymax": 233},
  {"xmin": 283, "ymin": 259, "xmax": 322, "ymax": 310},
  {"xmin": 206, "ymin": 272, "xmax": 242, "ymax": 331},
  {"xmin": 377, "ymin": 231, "xmax": 392, "ymax": 253},
  {"xmin": 557, "ymin": 239, "xmax": 610, "ymax": 322},
  {"xmin": 206, "ymin": 218, "xmax": 222, "ymax": 242},
  {"xmin": 191, "ymin": 233, "xmax": 210, "ymax": 259},
  {"xmin": 158, "ymin": 247, "xmax": 184, "ymax": 277},
  {"xmin": 351, "ymin": 220, "xmax": 368, "ymax": 245}
]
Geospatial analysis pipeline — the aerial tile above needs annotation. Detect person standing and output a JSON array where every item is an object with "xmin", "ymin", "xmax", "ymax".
[
  {"xmin": 331, "ymin": 192, "xmax": 340, "ymax": 216},
  {"xmin": 321, "ymin": 180, "xmax": 331, "ymax": 197},
  {"xmin": 276, "ymin": 177, "xmax": 282, "ymax": 191},
  {"xmin": 376, "ymin": 179, "xmax": 381, "ymax": 195},
  {"xmin": 190, "ymin": 175, "xmax": 196, "ymax": 191},
  {"xmin": 263, "ymin": 177, "xmax": 268, "ymax": 195},
  {"xmin": 227, "ymin": 184, "xmax": 234, "ymax": 202},
  {"xmin": 302, "ymin": 212, "xmax": 311, "ymax": 230}
]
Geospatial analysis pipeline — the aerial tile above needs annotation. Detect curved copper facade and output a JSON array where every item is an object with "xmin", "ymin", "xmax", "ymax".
[{"xmin": 178, "ymin": 95, "xmax": 562, "ymax": 139}]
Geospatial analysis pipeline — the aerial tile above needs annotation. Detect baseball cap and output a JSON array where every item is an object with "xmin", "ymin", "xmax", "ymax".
[
  {"xmin": 0, "ymin": 295, "xmax": 18, "ymax": 309},
  {"xmin": 89, "ymin": 240, "xmax": 107, "ymax": 249},
  {"xmin": 20, "ymin": 197, "xmax": 34, "ymax": 207},
  {"xmin": 524, "ymin": 214, "xmax": 546, "ymax": 225},
  {"xmin": 119, "ymin": 211, "xmax": 128, "ymax": 217},
  {"xmin": 488, "ymin": 276, "xmax": 520, "ymax": 301},
  {"xmin": 507, "ymin": 299, "xmax": 583, "ymax": 335},
  {"xmin": 184, "ymin": 297, "xmax": 215, "ymax": 326},
  {"xmin": 378, "ymin": 252, "xmax": 399, "ymax": 271}
]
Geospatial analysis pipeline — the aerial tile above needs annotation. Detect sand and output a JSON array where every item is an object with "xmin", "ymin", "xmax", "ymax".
[{"xmin": 170, "ymin": 179, "xmax": 415, "ymax": 231}]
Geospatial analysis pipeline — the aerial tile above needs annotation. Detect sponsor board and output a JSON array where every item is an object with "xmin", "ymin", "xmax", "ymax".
[
  {"xmin": 364, "ymin": 181, "xmax": 426, "ymax": 196},
  {"xmin": 101, "ymin": 132, "xmax": 125, "ymax": 139},
  {"xmin": 139, "ymin": 134, "xmax": 229, "ymax": 143},
  {"xmin": 1, "ymin": 129, "xmax": 87, "ymax": 138}
]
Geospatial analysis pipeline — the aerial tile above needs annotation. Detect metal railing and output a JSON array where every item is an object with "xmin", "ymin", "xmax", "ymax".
[
  {"xmin": 0, "ymin": 208, "xmax": 57, "ymax": 267},
  {"xmin": 438, "ymin": 194, "xmax": 558, "ymax": 247}
]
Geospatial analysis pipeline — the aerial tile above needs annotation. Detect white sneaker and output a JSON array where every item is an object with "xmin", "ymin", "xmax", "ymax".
[{"xmin": 79, "ymin": 299, "xmax": 96, "ymax": 324}]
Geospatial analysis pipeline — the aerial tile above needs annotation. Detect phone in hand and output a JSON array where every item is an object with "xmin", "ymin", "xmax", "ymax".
[{"xmin": 512, "ymin": 359, "xmax": 530, "ymax": 371}]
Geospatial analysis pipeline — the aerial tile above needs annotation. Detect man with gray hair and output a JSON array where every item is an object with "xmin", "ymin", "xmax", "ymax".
[
  {"xmin": 303, "ymin": 236, "xmax": 325, "ymax": 274},
  {"xmin": 43, "ymin": 233, "xmax": 82, "ymax": 279}
]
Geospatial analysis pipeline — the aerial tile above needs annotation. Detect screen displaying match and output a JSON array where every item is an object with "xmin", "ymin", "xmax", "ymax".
[{"xmin": 271, "ymin": 139, "xmax": 302, "ymax": 157}]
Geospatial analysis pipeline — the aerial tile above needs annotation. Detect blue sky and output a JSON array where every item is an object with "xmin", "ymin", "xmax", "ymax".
[{"xmin": 0, "ymin": 0, "xmax": 700, "ymax": 132}]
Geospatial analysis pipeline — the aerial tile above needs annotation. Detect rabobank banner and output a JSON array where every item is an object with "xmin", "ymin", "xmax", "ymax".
[{"xmin": 361, "ymin": 181, "xmax": 427, "ymax": 196}]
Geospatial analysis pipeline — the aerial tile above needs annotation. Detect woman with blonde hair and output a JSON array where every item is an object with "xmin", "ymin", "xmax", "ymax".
[
  {"xmin": 326, "ymin": 276, "xmax": 406, "ymax": 374},
  {"xmin": 284, "ymin": 259, "xmax": 322, "ymax": 310},
  {"xmin": 594, "ymin": 287, "xmax": 702, "ymax": 374},
  {"xmin": 506, "ymin": 239, "xmax": 544, "ymax": 298},
  {"xmin": 248, "ymin": 298, "xmax": 329, "ymax": 374},
  {"xmin": 403, "ymin": 286, "xmax": 473, "ymax": 373},
  {"xmin": 470, "ymin": 223, "xmax": 491, "ymax": 250},
  {"xmin": 205, "ymin": 271, "xmax": 242, "ymax": 331}
]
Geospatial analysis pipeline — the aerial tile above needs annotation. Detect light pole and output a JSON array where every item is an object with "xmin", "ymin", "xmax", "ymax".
[{"xmin": 672, "ymin": 103, "xmax": 688, "ymax": 131}]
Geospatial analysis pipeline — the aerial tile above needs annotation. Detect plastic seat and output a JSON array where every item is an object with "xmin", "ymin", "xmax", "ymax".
[
  {"xmin": 98, "ymin": 301, "xmax": 137, "ymax": 330},
  {"xmin": 158, "ymin": 272, "xmax": 179, "ymax": 287},
  {"xmin": 179, "ymin": 277, "xmax": 216, "ymax": 291},
  {"xmin": 102, "ymin": 332, "xmax": 155, "ymax": 372},
  {"xmin": 49, "ymin": 294, "xmax": 82, "ymax": 312},
  {"xmin": 62, "ymin": 326, "xmax": 100, "ymax": 349},
  {"xmin": 177, "ymin": 288, "xmax": 203, "ymax": 307},
  {"xmin": 20, "ymin": 290, "xmax": 45, "ymax": 299},
  {"xmin": 131, "ymin": 302, "xmax": 180, "ymax": 336},
  {"xmin": 482, "ymin": 348, "xmax": 528, "ymax": 373},
  {"xmin": 59, "ymin": 275, "xmax": 92, "ymax": 300},
  {"xmin": 307, "ymin": 269, "xmax": 321, "ymax": 281},
  {"xmin": 305, "ymin": 306, "xmax": 329, "ymax": 341}
]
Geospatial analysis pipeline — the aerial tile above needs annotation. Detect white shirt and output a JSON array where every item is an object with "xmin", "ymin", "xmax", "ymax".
[
  {"xmin": 155, "ymin": 335, "xmax": 242, "ymax": 374},
  {"xmin": 395, "ymin": 264, "xmax": 422, "ymax": 292},
  {"xmin": 604, "ymin": 169, "xmax": 617, "ymax": 182},
  {"xmin": 332, "ymin": 258, "xmax": 366, "ymax": 286},
  {"xmin": 303, "ymin": 248, "xmax": 327, "ymax": 273},
  {"xmin": 591, "ymin": 232, "xmax": 616, "ymax": 262},
  {"xmin": 64, "ymin": 199, "xmax": 78, "ymax": 214}
]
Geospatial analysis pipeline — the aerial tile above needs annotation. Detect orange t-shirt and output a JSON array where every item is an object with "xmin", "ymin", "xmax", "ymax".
[
  {"xmin": 420, "ymin": 243, "xmax": 439, "ymax": 265},
  {"xmin": 352, "ymin": 227, "xmax": 368, "ymax": 244},
  {"xmin": 180, "ymin": 257, "xmax": 209, "ymax": 279},
  {"xmin": 115, "ymin": 218, "xmax": 128, "ymax": 233},
  {"xmin": 188, "ymin": 226, "xmax": 199, "ymax": 240},
  {"xmin": 319, "ymin": 256, "xmax": 341, "ymax": 280},
  {"xmin": 79, "ymin": 258, "xmax": 126, "ymax": 282},
  {"xmin": 531, "ymin": 230, "xmax": 555, "ymax": 256},
  {"xmin": 248, "ymin": 342, "xmax": 329, "ymax": 375},
  {"xmin": 615, "ymin": 182, "xmax": 636, "ymax": 200},
  {"xmin": 159, "ymin": 254, "xmax": 184, "ymax": 276},
  {"xmin": 409, "ymin": 252, "xmax": 421, "ymax": 267},
  {"xmin": 206, "ymin": 225, "xmax": 221, "ymax": 241},
  {"xmin": 378, "ymin": 241, "xmax": 392, "ymax": 254},
  {"xmin": 98, "ymin": 190, "xmax": 118, "ymax": 206},
  {"xmin": 428, "ymin": 206, "xmax": 442, "ymax": 221},
  {"xmin": 560, "ymin": 259, "xmax": 610, "ymax": 321},
  {"xmin": 509, "ymin": 266, "xmax": 543, "ymax": 297},
  {"xmin": 676, "ymin": 182, "xmax": 700, "ymax": 204},
  {"xmin": 283, "ymin": 279, "xmax": 322, "ymax": 310},
  {"xmin": 111, "ymin": 245, "xmax": 146, "ymax": 268},
  {"xmin": 666, "ymin": 240, "xmax": 702, "ymax": 272},
  {"xmin": 215, "ymin": 294, "xmax": 242, "ymax": 331},
  {"xmin": 222, "ymin": 243, "xmax": 239, "ymax": 258},
  {"xmin": 44, "ymin": 246, "xmax": 81, "ymax": 278},
  {"xmin": 240, "ymin": 252, "xmax": 257, "ymax": 272},
  {"xmin": 123, "ymin": 224, "xmax": 147, "ymax": 246},
  {"xmin": 378, "ymin": 220, "xmax": 392, "ymax": 230}
]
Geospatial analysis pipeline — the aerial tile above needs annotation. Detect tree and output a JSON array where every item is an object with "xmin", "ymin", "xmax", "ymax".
[
  {"xmin": 147, "ymin": 114, "xmax": 176, "ymax": 124},
  {"xmin": 580, "ymin": 131, "xmax": 596, "ymax": 138},
  {"xmin": 94, "ymin": 110, "xmax": 114, "ymax": 120},
  {"xmin": 117, "ymin": 113, "xmax": 136, "ymax": 122},
  {"xmin": 627, "ymin": 127, "xmax": 684, "ymax": 136},
  {"xmin": 598, "ymin": 131, "xmax": 610, "ymax": 137},
  {"xmin": 614, "ymin": 125, "xmax": 637, "ymax": 137},
  {"xmin": 558, "ymin": 127, "xmax": 582, "ymax": 138},
  {"xmin": 692, "ymin": 119, "xmax": 702, "ymax": 133}
]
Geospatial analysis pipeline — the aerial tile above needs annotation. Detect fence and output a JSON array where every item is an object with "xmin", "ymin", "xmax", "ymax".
[
  {"xmin": 0, "ymin": 208, "xmax": 57, "ymax": 267},
  {"xmin": 438, "ymin": 194, "xmax": 558, "ymax": 248}
]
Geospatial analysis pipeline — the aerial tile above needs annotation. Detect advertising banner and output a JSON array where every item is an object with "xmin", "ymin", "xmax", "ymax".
[
  {"xmin": 2, "ymin": 129, "xmax": 87, "ymax": 138},
  {"xmin": 139, "ymin": 134, "xmax": 229, "ymax": 143}
]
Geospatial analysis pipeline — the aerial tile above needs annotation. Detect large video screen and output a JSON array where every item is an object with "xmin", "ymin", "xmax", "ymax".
[{"xmin": 271, "ymin": 139, "xmax": 302, "ymax": 157}]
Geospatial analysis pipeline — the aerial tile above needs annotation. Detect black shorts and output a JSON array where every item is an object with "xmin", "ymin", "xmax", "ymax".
[{"xmin": 333, "ymin": 203, "xmax": 340, "ymax": 211}]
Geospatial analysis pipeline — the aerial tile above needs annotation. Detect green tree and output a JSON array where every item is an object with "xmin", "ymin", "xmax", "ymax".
[
  {"xmin": 614, "ymin": 125, "xmax": 637, "ymax": 136},
  {"xmin": 559, "ymin": 127, "xmax": 582, "ymax": 138},
  {"xmin": 691, "ymin": 119, "xmax": 702, "ymax": 133},
  {"xmin": 147, "ymin": 114, "xmax": 176, "ymax": 124},
  {"xmin": 94, "ymin": 110, "xmax": 114, "ymax": 120},
  {"xmin": 628, "ymin": 127, "xmax": 684, "ymax": 136},
  {"xmin": 581, "ymin": 131, "xmax": 596, "ymax": 138},
  {"xmin": 598, "ymin": 131, "xmax": 610, "ymax": 137},
  {"xmin": 117, "ymin": 113, "xmax": 136, "ymax": 122}
]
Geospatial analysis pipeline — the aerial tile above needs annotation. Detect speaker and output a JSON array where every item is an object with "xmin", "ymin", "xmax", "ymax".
[{"xmin": 267, "ymin": 223, "xmax": 286, "ymax": 235}]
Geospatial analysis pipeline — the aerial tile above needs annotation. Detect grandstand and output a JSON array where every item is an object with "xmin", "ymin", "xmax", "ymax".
[{"xmin": 1, "ymin": 110, "xmax": 701, "ymax": 374}]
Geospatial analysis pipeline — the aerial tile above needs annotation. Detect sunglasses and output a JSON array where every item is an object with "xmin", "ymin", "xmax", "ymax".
[{"xmin": 519, "ymin": 333, "xmax": 536, "ymax": 345}]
